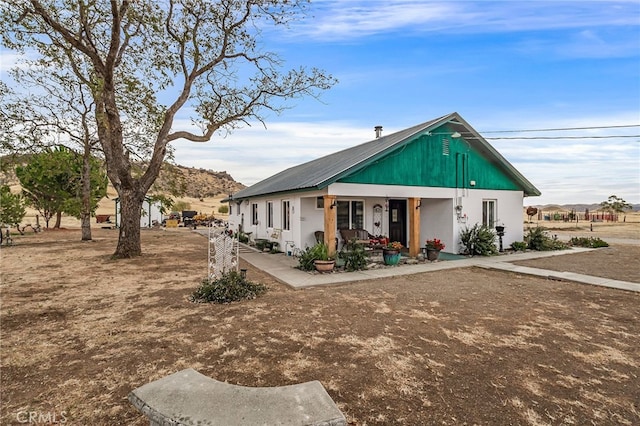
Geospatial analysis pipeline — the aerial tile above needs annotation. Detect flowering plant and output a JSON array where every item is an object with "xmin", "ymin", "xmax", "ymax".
[
  {"xmin": 386, "ymin": 241, "xmax": 403, "ymax": 250},
  {"xmin": 425, "ymin": 238, "xmax": 445, "ymax": 250}
]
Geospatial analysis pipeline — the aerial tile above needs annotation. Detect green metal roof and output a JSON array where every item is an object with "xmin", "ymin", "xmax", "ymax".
[{"xmin": 229, "ymin": 112, "xmax": 541, "ymax": 200}]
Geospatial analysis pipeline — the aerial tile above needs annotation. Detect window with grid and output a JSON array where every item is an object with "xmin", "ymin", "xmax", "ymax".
[
  {"xmin": 482, "ymin": 200, "xmax": 496, "ymax": 228},
  {"xmin": 336, "ymin": 200, "xmax": 364, "ymax": 229}
]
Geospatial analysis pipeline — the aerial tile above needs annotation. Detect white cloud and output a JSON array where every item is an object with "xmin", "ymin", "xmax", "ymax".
[
  {"xmin": 170, "ymin": 113, "xmax": 639, "ymax": 205},
  {"xmin": 170, "ymin": 119, "xmax": 390, "ymax": 186},
  {"xmin": 296, "ymin": 1, "xmax": 639, "ymax": 41}
]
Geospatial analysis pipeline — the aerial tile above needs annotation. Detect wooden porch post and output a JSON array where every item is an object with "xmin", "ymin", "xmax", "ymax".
[
  {"xmin": 408, "ymin": 197, "xmax": 421, "ymax": 258},
  {"xmin": 323, "ymin": 195, "xmax": 337, "ymax": 258}
]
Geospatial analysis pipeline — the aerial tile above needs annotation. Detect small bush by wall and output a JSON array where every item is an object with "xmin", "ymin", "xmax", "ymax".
[
  {"xmin": 339, "ymin": 239, "xmax": 368, "ymax": 272},
  {"xmin": 460, "ymin": 224, "xmax": 498, "ymax": 256},
  {"xmin": 510, "ymin": 241, "xmax": 527, "ymax": 252}
]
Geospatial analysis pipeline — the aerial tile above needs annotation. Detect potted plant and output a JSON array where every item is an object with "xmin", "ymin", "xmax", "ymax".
[
  {"xmin": 382, "ymin": 241, "xmax": 403, "ymax": 265},
  {"xmin": 425, "ymin": 238, "xmax": 445, "ymax": 261},
  {"xmin": 310, "ymin": 242, "xmax": 335, "ymax": 273}
]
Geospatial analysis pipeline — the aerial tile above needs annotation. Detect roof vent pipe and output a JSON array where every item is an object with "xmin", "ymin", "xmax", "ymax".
[{"xmin": 374, "ymin": 125, "xmax": 383, "ymax": 138}]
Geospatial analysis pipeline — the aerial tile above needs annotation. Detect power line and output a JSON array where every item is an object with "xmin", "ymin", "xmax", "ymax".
[
  {"xmin": 485, "ymin": 135, "xmax": 640, "ymax": 140},
  {"xmin": 478, "ymin": 124, "xmax": 640, "ymax": 134}
]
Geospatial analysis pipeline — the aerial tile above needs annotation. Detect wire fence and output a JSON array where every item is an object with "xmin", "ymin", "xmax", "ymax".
[{"xmin": 534, "ymin": 210, "xmax": 619, "ymax": 222}]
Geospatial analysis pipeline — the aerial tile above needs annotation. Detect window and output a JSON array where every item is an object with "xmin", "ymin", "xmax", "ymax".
[
  {"xmin": 282, "ymin": 200, "xmax": 291, "ymax": 230},
  {"xmin": 251, "ymin": 203, "xmax": 258, "ymax": 225},
  {"xmin": 336, "ymin": 200, "xmax": 364, "ymax": 229},
  {"xmin": 267, "ymin": 201, "xmax": 273, "ymax": 228},
  {"xmin": 482, "ymin": 200, "xmax": 496, "ymax": 228},
  {"xmin": 316, "ymin": 196, "xmax": 324, "ymax": 209}
]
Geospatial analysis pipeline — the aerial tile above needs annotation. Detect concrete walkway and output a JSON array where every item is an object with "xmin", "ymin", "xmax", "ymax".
[{"xmin": 237, "ymin": 244, "xmax": 640, "ymax": 293}]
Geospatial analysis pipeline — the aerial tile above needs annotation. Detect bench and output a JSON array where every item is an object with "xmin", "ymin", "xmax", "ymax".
[
  {"xmin": 339, "ymin": 228, "xmax": 370, "ymax": 246},
  {"xmin": 129, "ymin": 368, "xmax": 346, "ymax": 426}
]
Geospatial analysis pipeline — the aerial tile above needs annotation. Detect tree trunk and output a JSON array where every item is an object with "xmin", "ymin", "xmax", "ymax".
[
  {"xmin": 113, "ymin": 190, "xmax": 144, "ymax": 258},
  {"xmin": 80, "ymin": 146, "xmax": 92, "ymax": 241},
  {"xmin": 54, "ymin": 211, "xmax": 62, "ymax": 228}
]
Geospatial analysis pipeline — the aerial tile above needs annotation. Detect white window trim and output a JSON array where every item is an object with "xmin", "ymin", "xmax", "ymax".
[{"xmin": 482, "ymin": 199, "xmax": 497, "ymax": 228}]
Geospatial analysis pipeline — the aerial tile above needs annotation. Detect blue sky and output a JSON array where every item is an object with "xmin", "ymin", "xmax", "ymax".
[
  {"xmin": 3, "ymin": 1, "xmax": 639, "ymax": 205},
  {"xmin": 171, "ymin": 0, "xmax": 640, "ymax": 206}
]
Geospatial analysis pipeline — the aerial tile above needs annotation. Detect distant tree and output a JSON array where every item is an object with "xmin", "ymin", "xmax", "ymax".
[
  {"xmin": 600, "ymin": 195, "xmax": 632, "ymax": 221},
  {"xmin": 16, "ymin": 148, "xmax": 72, "ymax": 228},
  {"xmin": 15, "ymin": 147, "xmax": 107, "ymax": 228},
  {"xmin": 2, "ymin": 0, "xmax": 336, "ymax": 258},
  {"xmin": 0, "ymin": 185, "xmax": 26, "ymax": 242},
  {"xmin": 61, "ymin": 155, "xmax": 108, "ymax": 225}
]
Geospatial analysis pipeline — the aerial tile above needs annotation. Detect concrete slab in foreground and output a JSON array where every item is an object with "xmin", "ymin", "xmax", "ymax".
[{"xmin": 129, "ymin": 368, "xmax": 346, "ymax": 426}]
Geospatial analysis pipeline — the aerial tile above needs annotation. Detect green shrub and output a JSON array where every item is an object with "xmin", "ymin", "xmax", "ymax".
[
  {"xmin": 568, "ymin": 236, "xmax": 609, "ymax": 248},
  {"xmin": 296, "ymin": 246, "xmax": 317, "ymax": 271},
  {"xmin": 339, "ymin": 239, "xmax": 368, "ymax": 272},
  {"xmin": 190, "ymin": 271, "xmax": 267, "ymax": 304},
  {"xmin": 460, "ymin": 224, "xmax": 498, "ymax": 256},
  {"xmin": 234, "ymin": 231, "xmax": 249, "ymax": 244},
  {"xmin": 295, "ymin": 242, "xmax": 332, "ymax": 271},
  {"xmin": 217, "ymin": 205, "xmax": 229, "ymax": 214},
  {"xmin": 525, "ymin": 227, "xmax": 568, "ymax": 251},
  {"xmin": 510, "ymin": 241, "xmax": 527, "ymax": 252}
]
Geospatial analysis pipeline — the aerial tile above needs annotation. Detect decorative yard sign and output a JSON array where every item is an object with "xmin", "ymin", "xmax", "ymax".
[{"xmin": 208, "ymin": 227, "xmax": 238, "ymax": 280}]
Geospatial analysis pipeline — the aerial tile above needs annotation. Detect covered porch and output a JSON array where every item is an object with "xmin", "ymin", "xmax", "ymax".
[{"xmin": 301, "ymin": 193, "xmax": 458, "ymax": 259}]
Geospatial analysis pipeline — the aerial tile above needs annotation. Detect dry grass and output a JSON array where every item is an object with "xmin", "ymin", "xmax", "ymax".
[{"xmin": 1, "ymin": 225, "xmax": 639, "ymax": 425}]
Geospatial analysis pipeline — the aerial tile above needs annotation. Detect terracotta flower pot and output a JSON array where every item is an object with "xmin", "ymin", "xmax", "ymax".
[{"xmin": 314, "ymin": 260, "xmax": 335, "ymax": 273}]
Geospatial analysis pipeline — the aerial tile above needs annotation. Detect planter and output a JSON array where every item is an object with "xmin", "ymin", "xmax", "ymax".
[
  {"xmin": 426, "ymin": 248, "xmax": 440, "ymax": 261},
  {"xmin": 382, "ymin": 249, "xmax": 401, "ymax": 266},
  {"xmin": 313, "ymin": 260, "xmax": 335, "ymax": 273}
]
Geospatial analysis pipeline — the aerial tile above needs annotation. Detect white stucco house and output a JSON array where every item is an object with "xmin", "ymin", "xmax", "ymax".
[{"xmin": 226, "ymin": 112, "xmax": 541, "ymax": 257}]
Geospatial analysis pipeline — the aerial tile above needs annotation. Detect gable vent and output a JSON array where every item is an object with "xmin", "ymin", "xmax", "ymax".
[{"xmin": 442, "ymin": 138, "xmax": 450, "ymax": 156}]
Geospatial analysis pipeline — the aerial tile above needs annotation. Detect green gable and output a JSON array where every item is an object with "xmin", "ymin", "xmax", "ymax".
[
  {"xmin": 338, "ymin": 126, "xmax": 522, "ymax": 192},
  {"xmin": 229, "ymin": 113, "xmax": 540, "ymax": 202}
]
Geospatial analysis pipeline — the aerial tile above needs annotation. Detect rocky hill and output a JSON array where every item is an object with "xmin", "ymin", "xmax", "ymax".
[
  {"xmin": 151, "ymin": 163, "xmax": 245, "ymax": 199},
  {"xmin": 1, "ymin": 157, "xmax": 246, "ymax": 199}
]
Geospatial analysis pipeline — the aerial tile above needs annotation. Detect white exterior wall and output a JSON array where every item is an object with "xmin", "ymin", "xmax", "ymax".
[
  {"xmin": 421, "ymin": 198, "xmax": 456, "ymax": 253},
  {"xmin": 460, "ymin": 189, "xmax": 525, "ymax": 248},
  {"xmin": 227, "ymin": 184, "xmax": 525, "ymax": 255},
  {"xmin": 228, "ymin": 194, "xmax": 306, "ymax": 254}
]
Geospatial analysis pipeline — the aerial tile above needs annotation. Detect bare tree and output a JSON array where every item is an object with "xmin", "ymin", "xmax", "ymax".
[
  {"xmin": 3, "ymin": 63, "xmax": 105, "ymax": 240},
  {"xmin": 1, "ymin": 0, "xmax": 336, "ymax": 257}
]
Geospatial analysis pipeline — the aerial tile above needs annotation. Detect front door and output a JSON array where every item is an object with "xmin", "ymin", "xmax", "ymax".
[{"xmin": 388, "ymin": 199, "xmax": 407, "ymax": 246}]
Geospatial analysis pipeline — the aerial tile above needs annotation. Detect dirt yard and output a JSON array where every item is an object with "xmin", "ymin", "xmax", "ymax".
[{"xmin": 1, "ymin": 225, "xmax": 639, "ymax": 425}]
